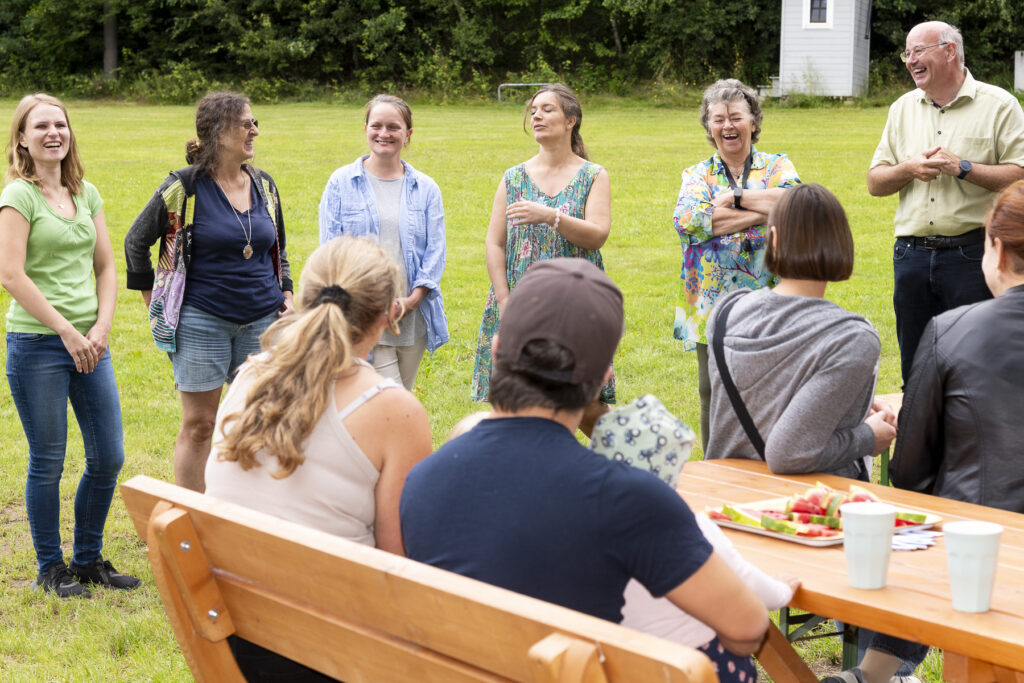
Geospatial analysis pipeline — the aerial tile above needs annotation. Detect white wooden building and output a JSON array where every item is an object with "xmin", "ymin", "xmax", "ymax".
[{"xmin": 778, "ymin": 0, "xmax": 872, "ymax": 97}]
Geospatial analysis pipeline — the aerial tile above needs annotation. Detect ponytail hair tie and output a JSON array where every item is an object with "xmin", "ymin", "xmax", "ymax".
[{"xmin": 314, "ymin": 285, "xmax": 352, "ymax": 313}]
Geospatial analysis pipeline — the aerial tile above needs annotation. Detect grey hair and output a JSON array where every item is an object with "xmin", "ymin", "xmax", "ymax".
[
  {"xmin": 699, "ymin": 79, "xmax": 763, "ymax": 149},
  {"xmin": 939, "ymin": 23, "xmax": 965, "ymax": 68}
]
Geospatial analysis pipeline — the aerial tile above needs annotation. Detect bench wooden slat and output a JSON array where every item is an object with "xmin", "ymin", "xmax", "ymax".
[
  {"xmin": 145, "ymin": 501, "xmax": 244, "ymax": 682},
  {"xmin": 122, "ymin": 475, "xmax": 719, "ymax": 683}
]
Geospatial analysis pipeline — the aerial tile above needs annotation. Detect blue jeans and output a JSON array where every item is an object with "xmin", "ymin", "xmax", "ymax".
[
  {"xmin": 6, "ymin": 333, "xmax": 125, "ymax": 573},
  {"xmin": 834, "ymin": 622, "xmax": 929, "ymax": 675},
  {"xmin": 892, "ymin": 236, "xmax": 991, "ymax": 387}
]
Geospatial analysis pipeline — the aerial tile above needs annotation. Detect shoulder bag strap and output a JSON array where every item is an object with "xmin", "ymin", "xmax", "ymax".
[{"xmin": 711, "ymin": 294, "xmax": 766, "ymax": 459}]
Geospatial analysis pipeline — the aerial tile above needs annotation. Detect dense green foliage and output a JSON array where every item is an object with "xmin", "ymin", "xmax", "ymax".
[{"xmin": 0, "ymin": 0, "xmax": 1021, "ymax": 102}]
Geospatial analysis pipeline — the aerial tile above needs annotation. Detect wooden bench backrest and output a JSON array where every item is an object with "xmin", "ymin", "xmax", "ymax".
[{"xmin": 120, "ymin": 475, "xmax": 718, "ymax": 683}]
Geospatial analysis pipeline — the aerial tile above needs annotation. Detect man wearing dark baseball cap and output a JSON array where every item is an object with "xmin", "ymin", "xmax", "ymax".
[{"xmin": 400, "ymin": 258, "xmax": 768, "ymax": 656}]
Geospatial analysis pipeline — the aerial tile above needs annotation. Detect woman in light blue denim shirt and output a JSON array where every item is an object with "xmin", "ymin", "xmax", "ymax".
[{"xmin": 318, "ymin": 95, "xmax": 448, "ymax": 390}]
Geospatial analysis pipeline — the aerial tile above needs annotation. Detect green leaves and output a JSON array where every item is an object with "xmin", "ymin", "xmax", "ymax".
[{"xmin": 1, "ymin": 0, "xmax": 1021, "ymax": 100}]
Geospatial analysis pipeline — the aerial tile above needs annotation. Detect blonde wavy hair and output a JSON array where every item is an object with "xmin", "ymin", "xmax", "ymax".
[
  {"xmin": 217, "ymin": 236, "xmax": 403, "ymax": 478},
  {"xmin": 5, "ymin": 93, "xmax": 85, "ymax": 195}
]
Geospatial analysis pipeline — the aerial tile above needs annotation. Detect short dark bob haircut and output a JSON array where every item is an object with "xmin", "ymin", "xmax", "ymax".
[{"xmin": 766, "ymin": 183, "xmax": 854, "ymax": 282}]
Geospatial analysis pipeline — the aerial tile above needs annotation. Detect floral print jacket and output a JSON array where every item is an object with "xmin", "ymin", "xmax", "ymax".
[{"xmin": 672, "ymin": 148, "xmax": 800, "ymax": 349}]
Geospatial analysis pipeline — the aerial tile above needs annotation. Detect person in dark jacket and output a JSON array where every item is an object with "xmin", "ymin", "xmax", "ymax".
[{"xmin": 891, "ymin": 180, "xmax": 1024, "ymax": 513}]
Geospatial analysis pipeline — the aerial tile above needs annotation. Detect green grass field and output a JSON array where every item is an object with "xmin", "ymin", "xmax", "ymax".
[{"xmin": 0, "ymin": 100, "xmax": 937, "ymax": 680}]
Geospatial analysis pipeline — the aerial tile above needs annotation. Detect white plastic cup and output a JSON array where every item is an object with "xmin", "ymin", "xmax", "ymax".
[
  {"xmin": 840, "ymin": 502, "xmax": 896, "ymax": 589},
  {"xmin": 943, "ymin": 520, "xmax": 1003, "ymax": 613}
]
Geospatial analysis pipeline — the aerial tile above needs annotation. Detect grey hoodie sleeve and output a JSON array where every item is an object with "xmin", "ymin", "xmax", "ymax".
[{"xmin": 762, "ymin": 333, "xmax": 879, "ymax": 475}]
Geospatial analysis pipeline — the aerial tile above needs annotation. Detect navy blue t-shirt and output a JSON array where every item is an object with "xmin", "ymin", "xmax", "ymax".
[
  {"xmin": 400, "ymin": 417, "xmax": 713, "ymax": 623},
  {"xmin": 184, "ymin": 174, "xmax": 283, "ymax": 323}
]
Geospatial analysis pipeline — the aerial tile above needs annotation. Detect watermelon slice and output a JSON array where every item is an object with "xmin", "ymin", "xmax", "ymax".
[
  {"xmin": 790, "ymin": 497, "xmax": 823, "ymax": 514},
  {"xmin": 721, "ymin": 505, "xmax": 762, "ymax": 527},
  {"xmin": 706, "ymin": 508, "xmax": 731, "ymax": 521},
  {"xmin": 791, "ymin": 512, "xmax": 842, "ymax": 529},
  {"xmin": 796, "ymin": 523, "xmax": 840, "ymax": 538},
  {"xmin": 895, "ymin": 511, "xmax": 927, "ymax": 526},
  {"xmin": 761, "ymin": 515, "xmax": 801, "ymax": 535},
  {"xmin": 847, "ymin": 484, "xmax": 881, "ymax": 503},
  {"xmin": 803, "ymin": 486, "xmax": 831, "ymax": 509},
  {"xmin": 824, "ymin": 492, "xmax": 845, "ymax": 517}
]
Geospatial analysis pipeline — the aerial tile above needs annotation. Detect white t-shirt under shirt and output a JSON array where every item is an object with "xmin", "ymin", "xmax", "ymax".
[{"xmin": 366, "ymin": 172, "xmax": 426, "ymax": 347}]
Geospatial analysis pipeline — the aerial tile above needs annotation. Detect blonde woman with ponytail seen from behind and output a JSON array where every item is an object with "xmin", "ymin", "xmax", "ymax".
[
  {"xmin": 206, "ymin": 235, "xmax": 432, "ymax": 554},
  {"xmin": 472, "ymin": 83, "xmax": 613, "ymax": 435},
  {"xmin": 203, "ymin": 236, "xmax": 434, "ymax": 679}
]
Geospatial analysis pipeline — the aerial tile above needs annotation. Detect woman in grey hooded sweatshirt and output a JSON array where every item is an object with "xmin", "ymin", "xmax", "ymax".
[
  {"xmin": 704, "ymin": 183, "xmax": 897, "ymax": 479},
  {"xmin": 704, "ymin": 182, "xmax": 928, "ymax": 683}
]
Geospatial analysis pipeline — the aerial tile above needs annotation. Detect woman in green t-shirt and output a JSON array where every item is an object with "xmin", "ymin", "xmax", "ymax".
[{"xmin": 0, "ymin": 93, "xmax": 139, "ymax": 599}]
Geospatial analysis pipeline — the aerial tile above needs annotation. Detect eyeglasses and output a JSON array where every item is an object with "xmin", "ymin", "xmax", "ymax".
[
  {"xmin": 899, "ymin": 42, "xmax": 948, "ymax": 63},
  {"xmin": 240, "ymin": 118, "xmax": 259, "ymax": 130}
]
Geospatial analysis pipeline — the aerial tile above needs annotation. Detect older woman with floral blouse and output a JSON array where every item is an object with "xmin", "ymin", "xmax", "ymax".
[{"xmin": 673, "ymin": 78, "xmax": 800, "ymax": 451}]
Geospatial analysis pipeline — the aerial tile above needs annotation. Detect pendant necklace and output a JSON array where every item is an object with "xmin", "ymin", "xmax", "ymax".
[
  {"xmin": 236, "ymin": 208, "xmax": 254, "ymax": 259},
  {"xmin": 43, "ymin": 185, "xmax": 67, "ymax": 210},
  {"xmin": 219, "ymin": 176, "xmax": 254, "ymax": 259}
]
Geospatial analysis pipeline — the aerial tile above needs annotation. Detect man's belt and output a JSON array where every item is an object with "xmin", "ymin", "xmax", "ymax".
[{"xmin": 900, "ymin": 228, "xmax": 984, "ymax": 250}]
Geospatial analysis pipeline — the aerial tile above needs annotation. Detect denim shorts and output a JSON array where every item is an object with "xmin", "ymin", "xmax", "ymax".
[{"xmin": 169, "ymin": 304, "xmax": 278, "ymax": 392}]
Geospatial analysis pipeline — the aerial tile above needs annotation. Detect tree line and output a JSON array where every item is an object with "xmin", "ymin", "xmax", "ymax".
[{"xmin": 0, "ymin": 0, "xmax": 1020, "ymax": 102}]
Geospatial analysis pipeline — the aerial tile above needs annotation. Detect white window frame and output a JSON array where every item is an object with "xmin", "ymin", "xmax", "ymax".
[{"xmin": 802, "ymin": 0, "xmax": 833, "ymax": 29}]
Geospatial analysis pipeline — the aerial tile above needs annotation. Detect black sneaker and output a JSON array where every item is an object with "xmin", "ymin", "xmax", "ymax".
[
  {"xmin": 69, "ymin": 558, "xmax": 141, "ymax": 590},
  {"xmin": 36, "ymin": 561, "xmax": 91, "ymax": 599}
]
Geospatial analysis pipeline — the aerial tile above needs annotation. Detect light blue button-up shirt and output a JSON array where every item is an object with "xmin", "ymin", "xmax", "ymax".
[{"xmin": 318, "ymin": 156, "xmax": 449, "ymax": 353}]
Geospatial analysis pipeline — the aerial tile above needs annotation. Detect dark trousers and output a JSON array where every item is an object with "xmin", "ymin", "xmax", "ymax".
[
  {"xmin": 228, "ymin": 636, "xmax": 337, "ymax": 682},
  {"xmin": 893, "ymin": 235, "xmax": 991, "ymax": 387},
  {"xmin": 696, "ymin": 343, "xmax": 710, "ymax": 453}
]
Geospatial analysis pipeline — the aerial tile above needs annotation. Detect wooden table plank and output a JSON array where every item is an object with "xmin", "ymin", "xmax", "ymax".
[{"xmin": 677, "ymin": 460, "xmax": 1024, "ymax": 674}]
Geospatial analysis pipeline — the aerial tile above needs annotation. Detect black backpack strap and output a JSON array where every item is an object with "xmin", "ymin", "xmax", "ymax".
[{"xmin": 711, "ymin": 294, "xmax": 766, "ymax": 459}]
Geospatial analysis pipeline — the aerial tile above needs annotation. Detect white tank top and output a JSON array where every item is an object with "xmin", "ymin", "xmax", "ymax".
[{"xmin": 205, "ymin": 357, "xmax": 401, "ymax": 546}]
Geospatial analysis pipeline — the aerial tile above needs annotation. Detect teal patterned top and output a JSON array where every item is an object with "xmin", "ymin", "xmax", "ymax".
[{"xmin": 472, "ymin": 161, "xmax": 615, "ymax": 403}]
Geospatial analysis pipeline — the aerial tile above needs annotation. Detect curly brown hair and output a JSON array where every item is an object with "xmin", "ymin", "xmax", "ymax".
[{"xmin": 184, "ymin": 91, "xmax": 251, "ymax": 176}]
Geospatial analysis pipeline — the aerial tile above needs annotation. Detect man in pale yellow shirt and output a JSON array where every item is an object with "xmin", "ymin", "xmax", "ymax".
[{"xmin": 868, "ymin": 20, "xmax": 1024, "ymax": 386}]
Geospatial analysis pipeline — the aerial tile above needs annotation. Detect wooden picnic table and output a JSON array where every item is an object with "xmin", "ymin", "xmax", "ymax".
[{"xmin": 677, "ymin": 459, "xmax": 1024, "ymax": 683}]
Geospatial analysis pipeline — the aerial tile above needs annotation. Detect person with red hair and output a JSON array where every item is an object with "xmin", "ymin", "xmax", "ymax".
[{"xmin": 892, "ymin": 180, "xmax": 1024, "ymax": 513}]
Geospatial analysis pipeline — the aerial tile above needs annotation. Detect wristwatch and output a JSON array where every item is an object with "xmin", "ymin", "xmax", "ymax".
[
  {"xmin": 957, "ymin": 160, "xmax": 972, "ymax": 180},
  {"xmin": 733, "ymin": 187, "xmax": 744, "ymax": 210}
]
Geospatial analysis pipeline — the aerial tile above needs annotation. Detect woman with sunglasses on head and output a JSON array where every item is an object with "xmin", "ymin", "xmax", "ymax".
[
  {"xmin": 471, "ymin": 83, "xmax": 613, "ymax": 435},
  {"xmin": 319, "ymin": 94, "xmax": 448, "ymax": 391},
  {"xmin": 125, "ymin": 91, "xmax": 293, "ymax": 493},
  {"xmin": 1, "ymin": 93, "xmax": 139, "ymax": 598}
]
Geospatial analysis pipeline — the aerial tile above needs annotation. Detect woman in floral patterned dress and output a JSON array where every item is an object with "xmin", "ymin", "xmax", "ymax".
[
  {"xmin": 472, "ymin": 84, "xmax": 613, "ymax": 432},
  {"xmin": 673, "ymin": 79, "xmax": 800, "ymax": 452}
]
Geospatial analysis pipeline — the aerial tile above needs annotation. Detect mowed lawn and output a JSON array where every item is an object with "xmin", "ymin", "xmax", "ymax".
[{"xmin": 0, "ymin": 100, "xmax": 919, "ymax": 680}]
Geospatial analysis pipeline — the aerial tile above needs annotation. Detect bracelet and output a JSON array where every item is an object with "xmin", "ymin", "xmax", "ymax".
[{"xmin": 552, "ymin": 207, "xmax": 561, "ymax": 231}]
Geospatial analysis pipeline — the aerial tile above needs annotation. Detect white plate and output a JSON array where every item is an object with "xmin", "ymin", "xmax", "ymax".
[{"xmin": 709, "ymin": 497, "xmax": 940, "ymax": 548}]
